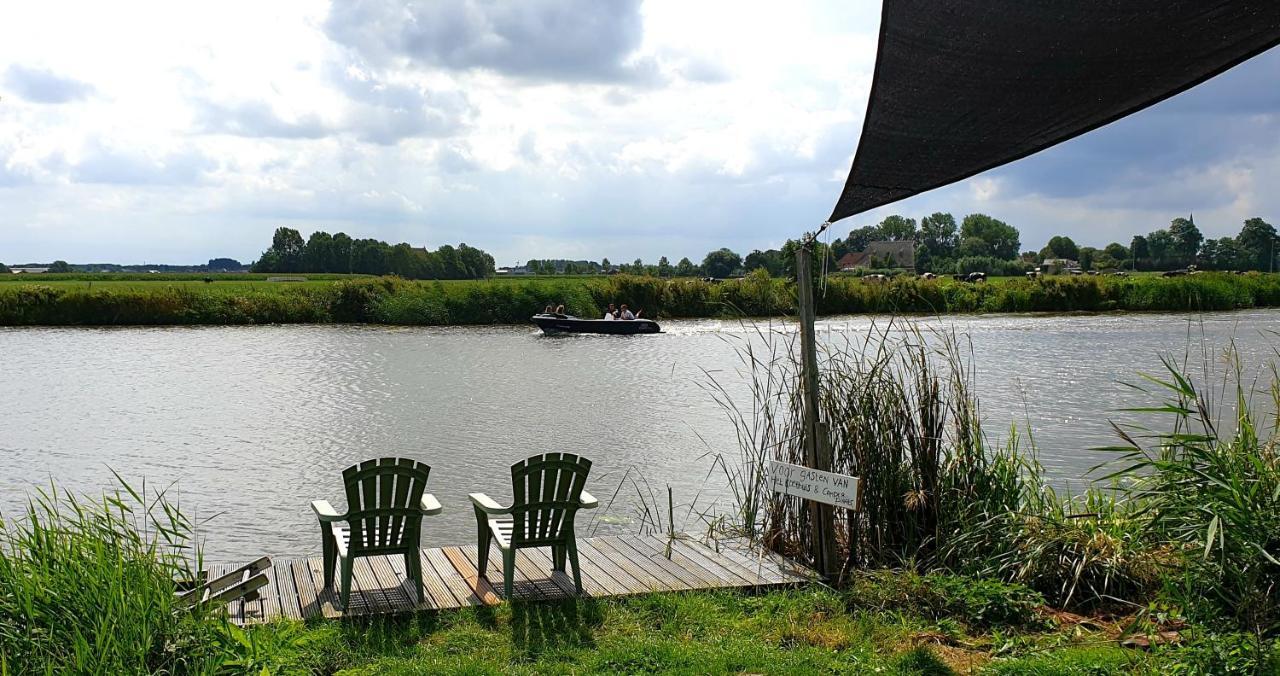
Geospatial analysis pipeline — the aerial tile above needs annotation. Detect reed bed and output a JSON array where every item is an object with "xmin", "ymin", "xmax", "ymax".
[
  {"xmin": 706, "ymin": 318, "xmax": 1280, "ymax": 635},
  {"xmin": 3, "ymin": 271, "xmax": 1280, "ymax": 325}
]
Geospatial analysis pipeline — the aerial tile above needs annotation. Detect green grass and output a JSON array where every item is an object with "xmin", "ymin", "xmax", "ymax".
[
  {"xmin": 237, "ymin": 586, "xmax": 1171, "ymax": 675},
  {"xmin": 3, "ymin": 271, "xmax": 1280, "ymax": 326}
]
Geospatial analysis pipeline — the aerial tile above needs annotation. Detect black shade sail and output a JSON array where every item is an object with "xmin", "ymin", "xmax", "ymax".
[{"xmin": 830, "ymin": 1, "xmax": 1280, "ymax": 224}]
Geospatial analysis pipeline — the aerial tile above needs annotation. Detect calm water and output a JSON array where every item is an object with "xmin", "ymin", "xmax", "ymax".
[{"xmin": 2, "ymin": 311, "xmax": 1277, "ymax": 562}]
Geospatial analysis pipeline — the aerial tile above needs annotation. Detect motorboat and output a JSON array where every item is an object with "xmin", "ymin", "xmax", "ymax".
[{"xmin": 531, "ymin": 313, "xmax": 661, "ymax": 335}]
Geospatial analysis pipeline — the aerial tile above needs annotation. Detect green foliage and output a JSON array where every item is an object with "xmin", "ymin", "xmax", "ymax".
[
  {"xmin": 1160, "ymin": 633, "xmax": 1280, "ymax": 675},
  {"xmin": 701, "ymin": 247, "xmax": 742, "ymax": 278},
  {"xmin": 0, "ymin": 479, "xmax": 233, "ymax": 673},
  {"xmin": 961, "ymin": 213, "xmax": 1021, "ymax": 260},
  {"xmin": 47, "ymin": 259, "xmax": 72, "ymax": 273},
  {"xmin": 252, "ymin": 227, "xmax": 495, "ymax": 279},
  {"xmin": 1105, "ymin": 353, "xmax": 1280, "ymax": 634},
  {"xmin": 845, "ymin": 570, "xmax": 1045, "ymax": 630}
]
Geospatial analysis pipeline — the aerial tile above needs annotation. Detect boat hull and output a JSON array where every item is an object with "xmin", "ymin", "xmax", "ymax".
[{"xmin": 532, "ymin": 314, "xmax": 661, "ymax": 335}]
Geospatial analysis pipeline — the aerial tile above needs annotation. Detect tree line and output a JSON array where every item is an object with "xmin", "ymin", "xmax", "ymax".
[{"xmin": 251, "ymin": 227, "xmax": 496, "ymax": 279}]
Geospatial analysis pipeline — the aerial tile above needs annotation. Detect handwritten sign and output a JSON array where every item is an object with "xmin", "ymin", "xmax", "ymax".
[{"xmin": 768, "ymin": 460, "xmax": 859, "ymax": 510}]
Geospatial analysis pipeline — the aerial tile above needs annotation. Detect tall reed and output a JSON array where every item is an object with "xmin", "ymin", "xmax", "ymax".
[{"xmin": 0, "ymin": 477, "xmax": 229, "ymax": 673}]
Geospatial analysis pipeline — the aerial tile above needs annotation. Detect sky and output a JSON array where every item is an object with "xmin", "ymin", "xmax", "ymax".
[{"xmin": 1, "ymin": 1, "xmax": 1277, "ymax": 267}]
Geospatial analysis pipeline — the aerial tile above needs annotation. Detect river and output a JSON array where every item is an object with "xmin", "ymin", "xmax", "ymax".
[{"xmin": 2, "ymin": 310, "xmax": 1277, "ymax": 562}]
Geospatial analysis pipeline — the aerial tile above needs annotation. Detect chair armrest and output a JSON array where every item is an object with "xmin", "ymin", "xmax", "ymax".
[
  {"xmin": 468, "ymin": 492, "xmax": 510, "ymax": 515},
  {"xmin": 579, "ymin": 490, "xmax": 598, "ymax": 510},
  {"xmin": 420, "ymin": 493, "xmax": 443, "ymax": 516},
  {"xmin": 311, "ymin": 500, "xmax": 345, "ymax": 523}
]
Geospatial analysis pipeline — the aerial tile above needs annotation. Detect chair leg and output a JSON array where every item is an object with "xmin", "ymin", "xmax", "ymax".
[
  {"xmin": 320, "ymin": 525, "xmax": 336, "ymax": 588},
  {"xmin": 339, "ymin": 556, "xmax": 354, "ymax": 610},
  {"xmin": 475, "ymin": 510, "xmax": 491, "ymax": 579},
  {"xmin": 567, "ymin": 540, "xmax": 582, "ymax": 594},
  {"xmin": 502, "ymin": 549, "xmax": 515, "ymax": 599},
  {"xmin": 405, "ymin": 552, "xmax": 424, "ymax": 604},
  {"xmin": 552, "ymin": 545, "xmax": 565, "ymax": 571}
]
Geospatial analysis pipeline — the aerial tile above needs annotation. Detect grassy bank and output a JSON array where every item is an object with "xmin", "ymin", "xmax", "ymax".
[{"xmin": 3, "ymin": 271, "xmax": 1280, "ymax": 326}]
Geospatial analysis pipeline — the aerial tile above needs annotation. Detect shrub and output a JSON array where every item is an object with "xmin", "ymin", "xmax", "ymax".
[{"xmin": 845, "ymin": 570, "xmax": 1045, "ymax": 630}]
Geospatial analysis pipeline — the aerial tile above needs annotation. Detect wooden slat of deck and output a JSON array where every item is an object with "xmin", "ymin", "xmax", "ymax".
[
  {"xmin": 224, "ymin": 535, "xmax": 816, "ymax": 624},
  {"xmin": 272, "ymin": 560, "xmax": 304, "ymax": 620},
  {"xmin": 470, "ymin": 545, "xmax": 553, "ymax": 601},
  {"xmin": 574, "ymin": 539, "xmax": 655, "ymax": 593},
  {"xmin": 205, "ymin": 564, "xmax": 242, "ymax": 622},
  {"xmin": 575, "ymin": 541, "xmax": 644, "ymax": 595},
  {"xmin": 523, "ymin": 548, "xmax": 607, "ymax": 598},
  {"xmin": 592, "ymin": 537, "xmax": 686, "ymax": 591},
  {"xmin": 709, "ymin": 538, "xmax": 795, "ymax": 583},
  {"xmin": 720, "ymin": 537, "xmax": 819, "ymax": 582},
  {"xmin": 425, "ymin": 547, "xmax": 483, "ymax": 607},
  {"xmin": 368, "ymin": 554, "xmax": 425, "ymax": 611},
  {"xmin": 302, "ymin": 557, "xmax": 341, "ymax": 619},
  {"xmin": 644, "ymin": 538, "xmax": 738, "ymax": 588},
  {"xmin": 670, "ymin": 539, "xmax": 762, "ymax": 586},
  {"xmin": 441, "ymin": 546, "xmax": 501, "ymax": 606},
  {"xmin": 670, "ymin": 537, "xmax": 768, "ymax": 586},
  {"xmin": 612, "ymin": 536, "xmax": 713, "ymax": 590}
]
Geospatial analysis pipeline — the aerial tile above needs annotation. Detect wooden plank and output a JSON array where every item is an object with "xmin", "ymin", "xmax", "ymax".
[
  {"xmin": 579, "ymin": 538, "xmax": 666, "ymax": 593},
  {"xmin": 441, "ymin": 546, "xmax": 501, "ymax": 606},
  {"xmin": 302, "ymin": 557, "xmax": 341, "ymax": 619},
  {"xmin": 569, "ymin": 540, "xmax": 635, "ymax": 595},
  {"xmin": 271, "ymin": 560, "xmax": 304, "ymax": 620},
  {"xmin": 389, "ymin": 550, "xmax": 455, "ymax": 609},
  {"xmin": 675, "ymin": 537, "xmax": 774, "ymax": 585},
  {"xmin": 205, "ymin": 564, "xmax": 244, "ymax": 622},
  {"xmin": 668, "ymin": 539, "xmax": 761, "ymax": 586},
  {"xmin": 349, "ymin": 557, "xmax": 394, "ymax": 615},
  {"xmin": 289, "ymin": 559, "xmax": 321, "ymax": 620},
  {"xmin": 368, "ymin": 554, "xmax": 423, "ymax": 611},
  {"xmin": 709, "ymin": 538, "xmax": 794, "ymax": 583},
  {"xmin": 593, "ymin": 537, "xmax": 686, "ymax": 591},
  {"xmin": 468, "ymin": 544, "xmax": 550, "ymax": 601},
  {"xmin": 642, "ymin": 538, "xmax": 737, "ymax": 589},
  {"xmin": 421, "ymin": 548, "xmax": 471, "ymax": 607},
  {"xmin": 613, "ymin": 536, "xmax": 714, "ymax": 591},
  {"xmin": 522, "ymin": 548, "xmax": 606, "ymax": 598},
  {"xmin": 242, "ymin": 565, "xmax": 279, "ymax": 623},
  {"xmin": 508, "ymin": 548, "xmax": 572, "ymax": 601},
  {"xmin": 720, "ymin": 536, "xmax": 820, "ymax": 582}
]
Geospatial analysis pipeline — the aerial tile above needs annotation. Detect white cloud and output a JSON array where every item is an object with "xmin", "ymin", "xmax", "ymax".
[{"xmin": 0, "ymin": 0, "xmax": 1276, "ymax": 266}]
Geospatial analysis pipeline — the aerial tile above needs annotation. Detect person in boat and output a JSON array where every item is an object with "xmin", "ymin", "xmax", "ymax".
[
  {"xmin": 554, "ymin": 304, "xmax": 566, "ymax": 316},
  {"xmin": 603, "ymin": 303, "xmax": 617, "ymax": 320},
  {"xmin": 620, "ymin": 304, "xmax": 638, "ymax": 320},
  {"xmin": 543, "ymin": 304, "xmax": 554, "ymax": 315}
]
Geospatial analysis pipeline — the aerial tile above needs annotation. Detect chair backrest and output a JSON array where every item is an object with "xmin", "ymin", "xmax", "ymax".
[
  {"xmin": 341, "ymin": 457, "xmax": 431, "ymax": 554},
  {"xmin": 509, "ymin": 453, "xmax": 591, "ymax": 548}
]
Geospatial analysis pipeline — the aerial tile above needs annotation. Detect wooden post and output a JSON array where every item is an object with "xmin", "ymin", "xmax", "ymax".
[{"xmin": 795, "ymin": 243, "xmax": 839, "ymax": 580}]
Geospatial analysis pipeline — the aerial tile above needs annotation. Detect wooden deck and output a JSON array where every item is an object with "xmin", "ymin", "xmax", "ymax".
[{"xmin": 211, "ymin": 534, "xmax": 817, "ymax": 625}]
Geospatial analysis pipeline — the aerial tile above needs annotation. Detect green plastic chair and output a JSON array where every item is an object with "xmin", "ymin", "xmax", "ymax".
[
  {"xmin": 311, "ymin": 457, "xmax": 442, "ymax": 609},
  {"xmin": 469, "ymin": 453, "xmax": 597, "ymax": 598}
]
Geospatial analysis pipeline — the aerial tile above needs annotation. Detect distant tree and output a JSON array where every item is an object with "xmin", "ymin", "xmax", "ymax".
[
  {"xmin": 1042, "ymin": 235, "xmax": 1079, "ymax": 261},
  {"xmin": 847, "ymin": 225, "xmax": 881, "ymax": 252},
  {"xmin": 1200, "ymin": 237, "xmax": 1246, "ymax": 270},
  {"xmin": 960, "ymin": 214, "xmax": 1020, "ymax": 260},
  {"xmin": 701, "ymin": 248, "xmax": 742, "ymax": 278},
  {"xmin": 1168, "ymin": 217, "xmax": 1203, "ymax": 263},
  {"xmin": 0, "ymin": 262, "xmax": 9, "ymax": 274},
  {"xmin": 331, "ymin": 232, "xmax": 354, "ymax": 274},
  {"xmin": 48, "ymin": 260, "xmax": 72, "ymax": 273},
  {"xmin": 957, "ymin": 236, "xmax": 992, "ymax": 258},
  {"xmin": 303, "ymin": 231, "xmax": 334, "ymax": 273},
  {"xmin": 1236, "ymin": 217, "xmax": 1277, "ymax": 271},
  {"xmin": 1130, "ymin": 235, "xmax": 1149, "ymax": 270},
  {"xmin": 273, "ymin": 227, "xmax": 305, "ymax": 272},
  {"xmin": 563, "ymin": 261, "xmax": 578, "ymax": 275},
  {"xmin": 657, "ymin": 256, "xmax": 672, "ymax": 277},
  {"xmin": 206, "ymin": 257, "xmax": 242, "ymax": 271},
  {"xmin": 743, "ymin": 249, "xmax": 784, "ymax": 276},
  {"xmin": 919, "ymin": 212, "xmax": 959, "ymax": 258},
  {"xmin": 675, "ymin": 257, "xmax": 697, "ymax": 276},
  {"xmin": 1103, "ymin": 242, "xmax": 1129, "ymax": 263},
  {"xmin": 632, "ymin": 258, "xmax": 644, "ymax": 275},
  {"xmin": 601, "ymin": 257, "xmax": 612, "ymax": 272},
  {"xmin": 352, "ymin": 238, "xmax": 390, "ymax": 275},
  {"xmin": 876, "ymin": 215, "xmax": 918, "ymax": 241},
  {"xmin": 1146, "ymin": 229, "xmax": 1175, "ymax": 269},
  {"xmin": 1078, "ymin": 246, "xmax": 1097, "ymax": 271}
]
